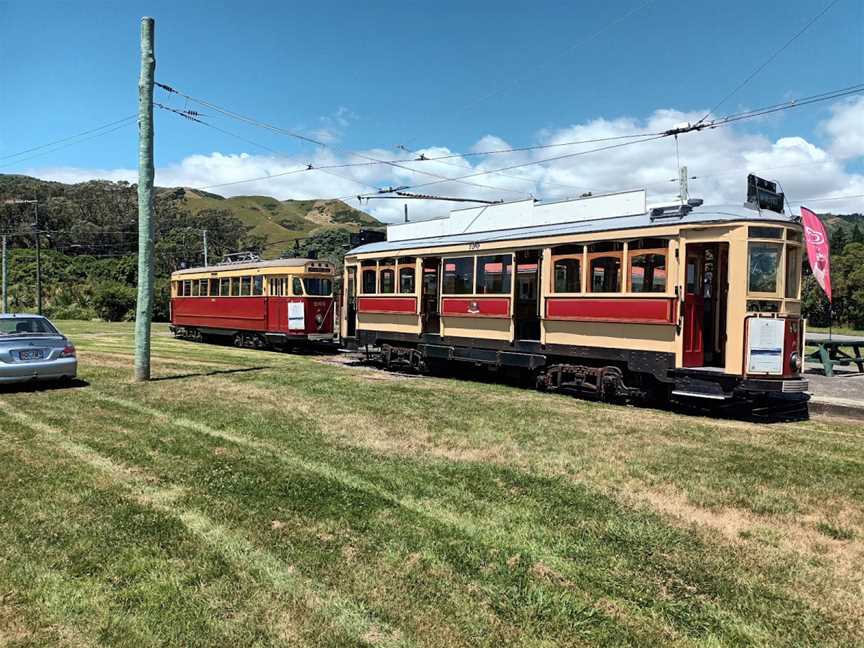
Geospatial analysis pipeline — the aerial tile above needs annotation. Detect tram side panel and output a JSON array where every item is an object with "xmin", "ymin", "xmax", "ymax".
[{"xmin": 172, "ymin": 296, "xmax": 268, "ymax": 333}]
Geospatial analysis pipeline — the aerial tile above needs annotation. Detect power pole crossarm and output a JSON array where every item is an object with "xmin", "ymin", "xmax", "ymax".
[{"xmin": 134, "ymin": 16, "xmax": 155, "ymax": 382}]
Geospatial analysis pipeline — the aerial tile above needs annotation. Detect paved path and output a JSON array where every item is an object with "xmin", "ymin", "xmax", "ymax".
[{"xmin": 805, "ymin": 360, "xmax": 864, "ymax": 420}]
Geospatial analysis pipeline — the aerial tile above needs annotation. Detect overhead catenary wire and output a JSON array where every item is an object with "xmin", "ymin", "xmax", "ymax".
[
  {"xmin": 0, "ymin": 118, "xmax": 138, "ymax": 170},
  {"xmin": 155, "ymin": 82, "xmax": 531, "ymax": 198},
  {"xmin": 357, "ymin": 84, "xmax": 864, "ymax": 198},
  {"xmin": 696, "ymin": 0, "xmax": 843, "ymax": 124},
  {"xmin": 154, "ymin": 103, "xmax": 383, "ymax": 193},
  {"xmin": 154, "ymin": 81, "xmax": 864, "ymax": 201},
  {"xmin": 0, "ymin": 115, "xmax": 138, "ymax": 162}
]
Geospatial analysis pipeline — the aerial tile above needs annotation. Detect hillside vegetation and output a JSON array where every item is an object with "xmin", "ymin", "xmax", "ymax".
[
  {"xmin": 177, "ymin": 188, "xmax": 380, "ymax": 249},
  {"xmin": 0, "ymin": 175, "xmax": 380, "ymax": 319}
]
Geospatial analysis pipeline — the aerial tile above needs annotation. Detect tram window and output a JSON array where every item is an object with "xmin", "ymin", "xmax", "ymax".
[
  {"xmin": 191, "ymin": 280, "xmax": 200, "ymax": 297},
  {"xmin": 220, "ymin": 278, "xmax": 230, "ymax": 296},
  {"xmin": 362, "ymin": 269, "xmax": 376, "ymax": 294},
  {"xmin": 787, "ymin": 229, "xmax": 803, "ymax": 243},
  {"xmin": 476, "ymin": 255, "xmax": 512, "ymax": 294},
  {"xmin": 240, "ymin": 276, "xmax": 252, "ymax": 296},
  {"xmin": 304, "ymin": 277, "xmax": 332, "ymax": 296},
  {"xmin": 553, "ymin": 258, "xmax": 581, "ymax": 293},
  {"xmin": 230, "ymin": 278, "xmax": 240, "ymax": 296},
  {"xmin": 293, "ymin": 277, "xmax": 304, "ymax": 296},
  {"xmin": 630, "ymin": 253, "xmax": 666, "ymax": 293},
  {"xmin": 252, "ymin": 276, "xmax": 264, "ymax": 296},
  {"xmin": 749, "ymin": 226, "xmax": 783, "ymax": 239},
  {"xmin": 380, "ymin": 269, "xmax": 395, "ymax": 294},
  {"xmin": 748, "ymin": 242, "xmax": 782, "ymax": 293},
  {"xmin": 209, "ymin": 279, "xmax": 219, "ymax": 296},
  {"xmin": 442, "ymin": 257, "xmax": 474, "ymax": 294},
  {"xmin": 399, "ymin": 267, "xmax": 415, "ymax": 294},
  {"xmin": 785, "ymin": 245, "xmax": 801, "ymax": 298},
  {"xmin": 590, "ymin": 256, "xmax": 621, "ymax": 292},
  {"xmin": 271, "ymin": 278, "xmax": 287, "ymax": 296}
]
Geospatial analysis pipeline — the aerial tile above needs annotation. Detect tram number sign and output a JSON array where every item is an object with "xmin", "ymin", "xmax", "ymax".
[{"xmin": 468, "ymin": 242, "xmax": 481, "ymax": 250}]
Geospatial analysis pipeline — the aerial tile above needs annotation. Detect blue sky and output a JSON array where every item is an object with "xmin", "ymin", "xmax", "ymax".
[{"xmin": 1, "ymin": 0, "xmax": 862, "ymax": 220}]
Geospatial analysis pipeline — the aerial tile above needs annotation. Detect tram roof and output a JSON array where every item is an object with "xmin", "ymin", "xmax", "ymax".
[
  {"xmin": 347, "ymin": 203, "xmax": 800, "ymax": 256},
  {"xmin": 172, "ymin": 257, "xmax": 324, "ymax": 277}
]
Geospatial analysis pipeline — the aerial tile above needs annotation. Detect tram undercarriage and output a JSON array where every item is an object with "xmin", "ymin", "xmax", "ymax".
[{"xmin": 362, "ymin": 333, "xmax": 807, "ymax": 414}]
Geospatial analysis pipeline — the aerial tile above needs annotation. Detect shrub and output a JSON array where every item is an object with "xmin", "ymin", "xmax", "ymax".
[{"xmin": 92, "ymin": 282, "xmax": 137, "ymax": 322}]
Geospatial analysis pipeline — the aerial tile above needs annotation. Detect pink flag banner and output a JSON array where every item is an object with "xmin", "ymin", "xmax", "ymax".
[{"xmin": 801, "ymin": 206, "xmax": 832, "ymax": 302}]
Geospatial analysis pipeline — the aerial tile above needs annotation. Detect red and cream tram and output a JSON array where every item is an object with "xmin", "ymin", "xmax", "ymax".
[
  {"xmin": 340, "ymin": 177, "xmax": 807, "ymax": 403},
  {"xmin": 170, "ymin": 257, "xmax": 336, "ymax": 349}
]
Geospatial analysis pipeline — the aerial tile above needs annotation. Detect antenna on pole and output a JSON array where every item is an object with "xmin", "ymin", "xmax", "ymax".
[{"xmin": 134, "ymin": 16, "xmax": 155, "ymax": 382}]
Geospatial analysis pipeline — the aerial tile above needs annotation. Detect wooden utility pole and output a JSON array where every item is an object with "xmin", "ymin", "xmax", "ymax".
[
  {"xmin": 34, "ymin": 200, "xmax": 42, "ymax": 315},
  {"xmin": 134, "ymin": 16, "xmax": 155, "ymax": 382},
  {"xmin": 1, "ymin": 235, "xmax": 7, "ymax": 314}
]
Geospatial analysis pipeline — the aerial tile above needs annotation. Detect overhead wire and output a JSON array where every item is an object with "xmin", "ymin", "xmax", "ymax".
[
  {"xmin": 696, "ymin": 0, "xmax": 843, "ymax": 124},
  {"xmin": 0, "ymin": 118, "xmax": 137, "ymax": 170},
  {"xmin": 356, "ymin": 84, "xmax": 864, "ymax": 198},
  {"xmin": 155, "ymin": 82, "xmax": 531, "ymax": 198},
  {"xmin": 0, "ymin": 115, "xmax": 138, "ymax": 162}
]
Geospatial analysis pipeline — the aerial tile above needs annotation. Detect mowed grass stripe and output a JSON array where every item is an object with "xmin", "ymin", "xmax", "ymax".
[
  {"xmin": 49, "ymin": 342, "xmax": 864, "ymax": 640},
  {"xmin": 4, "ymin": 321, "xmax": 862, "ymax": 645},
  {"xmin": 49, "ymin": 381, "xmax": 855, "ymax": 644},
  {"xmin": 0, "ymin": 402, "xmax": 412, "ymax": 648}
]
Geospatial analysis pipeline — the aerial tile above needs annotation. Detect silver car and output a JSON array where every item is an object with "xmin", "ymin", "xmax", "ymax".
[{"xmin": 0, "ymin": 314, "xmax": 78, "ymax": 385}]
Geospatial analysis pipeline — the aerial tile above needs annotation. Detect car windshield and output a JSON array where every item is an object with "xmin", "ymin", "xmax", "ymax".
[
  {"xmin": 0, "ymin": 317, "xmax": 60, "ymax": 336},
  {"xmin": 303, "ymin": 277, "xmax": 333, "ymax": 296}
]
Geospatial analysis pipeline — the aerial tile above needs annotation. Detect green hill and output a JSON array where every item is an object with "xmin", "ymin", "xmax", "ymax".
[{"xmin": 171, "ymin": 188, "xmax": 381, "ymax": 249}]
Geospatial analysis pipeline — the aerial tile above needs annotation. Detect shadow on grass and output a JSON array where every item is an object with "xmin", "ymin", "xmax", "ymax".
[
  {"xmin": 0, "ymin": 377, "xmax": 91, "ymax": 393},
  {"xmin": 346, "ymin": 353, "xmax": 811, "ymax": 423},
  {"xmin": 149, "ymin": 367, "xmax": 271, "ymax": 383}
]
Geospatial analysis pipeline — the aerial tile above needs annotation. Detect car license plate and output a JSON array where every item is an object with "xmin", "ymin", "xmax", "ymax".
[{"xmin": 19, "ymin": 350, "xmax": 43, "ymax": 360}]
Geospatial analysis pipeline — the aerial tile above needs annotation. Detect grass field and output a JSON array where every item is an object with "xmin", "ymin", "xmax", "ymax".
[{"xmin": 1, "ymin": 321, "xmax": 862, "ymax": 647}]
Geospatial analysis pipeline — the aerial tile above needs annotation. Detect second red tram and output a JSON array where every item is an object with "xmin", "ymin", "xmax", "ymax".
[{"xmin": 170, "ymin": 258, "xmax": 336, "ymax": 348}]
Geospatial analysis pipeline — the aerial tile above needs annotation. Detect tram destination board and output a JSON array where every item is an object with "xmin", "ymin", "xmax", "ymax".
[{"xmin": 747, "ymin": 174, "xmax": 785, "ymax": 213}]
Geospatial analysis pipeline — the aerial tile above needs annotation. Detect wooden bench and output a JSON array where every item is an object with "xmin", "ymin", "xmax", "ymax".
[{"xmin": 806, "ymin": 334, "xmax": 864, "ymax": 377}]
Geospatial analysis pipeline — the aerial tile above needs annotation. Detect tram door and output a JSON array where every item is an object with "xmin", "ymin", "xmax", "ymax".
[
  {"xmin": 682, "ymin": 243, "xmax": 729, "ymax": 368},
  {"xmin": 682, "ymin": 248, "xmax": 705, "ymax": 367},
  {"xmin": 514, "ymin": 250, "xmax": 541, "ymax": 341},
  {"xmin": 345, "ymin": 266, "xmax": 357, "ymax": 337},
  {"xmin": 421, "ymin": 258, "xmax": 440, "ymax": 335}
]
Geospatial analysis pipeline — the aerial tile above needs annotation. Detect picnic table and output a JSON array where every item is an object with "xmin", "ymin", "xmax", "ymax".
[{"xmin": 806, "ymin": 333, "xmax": 864, "ymax": 377}]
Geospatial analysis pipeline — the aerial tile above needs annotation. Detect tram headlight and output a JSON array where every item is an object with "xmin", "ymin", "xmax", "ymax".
[
  {"xmin": 790, "ymin": 352, "xmax": 802, "ymax": 372},
  {"xmin": 315, "ymin": 313, "xmax": 324, "ymax": 325}
]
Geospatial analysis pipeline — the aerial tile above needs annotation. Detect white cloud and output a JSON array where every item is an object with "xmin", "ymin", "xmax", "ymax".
[
  {"xmin": 819, "ymin": 96, "xmax": 864, "ymax": 161},
  {"xmin": 24, "ymin": 99, "xmax": 864, "ymax": 222}
]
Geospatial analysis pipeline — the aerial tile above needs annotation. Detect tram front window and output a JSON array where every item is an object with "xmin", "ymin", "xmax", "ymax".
[
  {"xmin": 748, "ymin": 242, "xmax": 781, "ymax": 293},
  {"xmin": 303, "ymin": 277, "xmax": 333, "ymax": 296}
]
